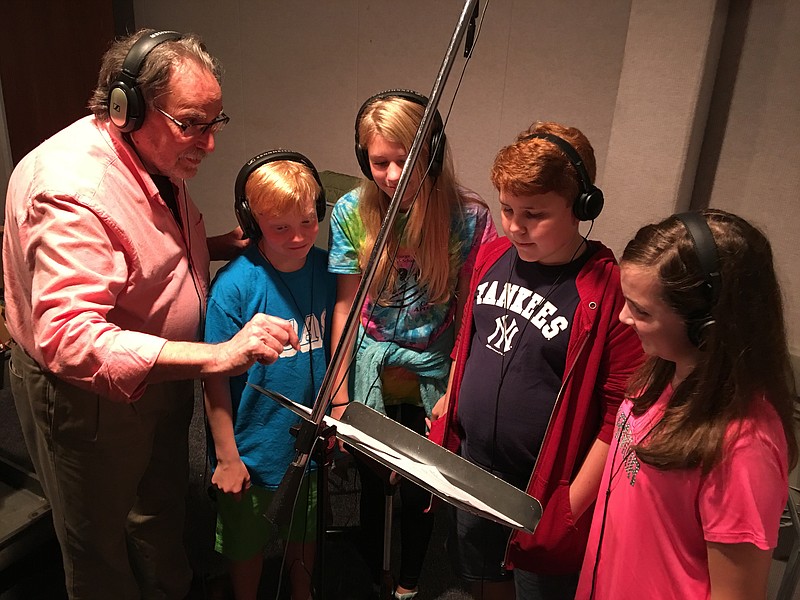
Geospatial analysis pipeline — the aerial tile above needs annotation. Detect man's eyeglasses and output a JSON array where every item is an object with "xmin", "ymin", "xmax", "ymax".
[{"xmin": 156, "ymin": 107, "xmax": 230, "ymax": 137}]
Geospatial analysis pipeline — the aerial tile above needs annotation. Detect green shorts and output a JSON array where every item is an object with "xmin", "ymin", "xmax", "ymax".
[{"xmin": 215, "ymin": 475, "xmax": 317, "ymax": 561}]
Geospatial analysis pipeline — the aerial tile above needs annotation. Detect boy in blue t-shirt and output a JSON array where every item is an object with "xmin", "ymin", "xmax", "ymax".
[{"xmin": 203, "ymin": 151, "xmax": 337, "ymax": 600}]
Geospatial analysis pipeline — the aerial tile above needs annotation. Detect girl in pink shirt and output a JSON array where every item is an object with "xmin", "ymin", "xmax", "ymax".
[{"xmin": 577, "ymin": 209, "xmax": 797, "ymax": 600}]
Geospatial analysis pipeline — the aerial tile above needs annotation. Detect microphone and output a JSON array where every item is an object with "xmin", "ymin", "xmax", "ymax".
[{"xmin": 464, "ymin": 1, "xmax": 479, "ymax": 57}]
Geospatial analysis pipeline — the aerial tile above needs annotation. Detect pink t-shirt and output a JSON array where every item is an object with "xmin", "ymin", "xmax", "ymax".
[{"xmin": 576, "ymin": 389, "xmax": 789, "ymax": 600}]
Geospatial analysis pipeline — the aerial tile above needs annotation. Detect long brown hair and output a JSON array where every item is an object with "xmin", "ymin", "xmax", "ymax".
[
  {"xmin": 623, "ymin": 209, "xmax": 798, "ymax": 472},
  {"xmin": 356, "ymin": 95, "xmax": 465, "ymax": 305}
]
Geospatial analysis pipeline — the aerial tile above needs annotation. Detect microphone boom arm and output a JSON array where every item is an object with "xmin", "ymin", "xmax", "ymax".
[{"xmin": 267, "ymin": 0, "xmax": 480, "ymax": 527}]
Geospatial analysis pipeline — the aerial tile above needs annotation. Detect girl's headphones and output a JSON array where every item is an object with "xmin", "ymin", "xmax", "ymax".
[
  {"xmin": 521, "ymin": 132, "xmax": 605, "ymax": 222},
  {"xmin": 108, "ymin": 30, "xmax": 183, "ymax": 133},
  {"xmin": 675, "ymin": 211, "xmax": 721, "ymax": 348},
  {"xmin": 234, "ymin": 150, "xmax": 327, "ymax": 241},
  {"xmin": 354, "ymin": 89, "xmax": 446, "ymax": 180}
]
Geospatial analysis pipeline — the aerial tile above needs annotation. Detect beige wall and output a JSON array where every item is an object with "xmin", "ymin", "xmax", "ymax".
[
  {"xmin": 705, "ymin": 0, "xmax": 800, "ymax": 382},
  {"xmin": 131, "ymin": 0, "xmax": 632, "ymax": 242},
  {"xmin": 111, "ymin": 0, "xmax": 800, "ymax": 364}
]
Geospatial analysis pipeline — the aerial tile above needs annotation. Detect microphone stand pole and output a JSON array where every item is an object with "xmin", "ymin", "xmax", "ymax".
[{"xmin": 266, "ymin": 0, "xmax": 480, "ymax": 593}]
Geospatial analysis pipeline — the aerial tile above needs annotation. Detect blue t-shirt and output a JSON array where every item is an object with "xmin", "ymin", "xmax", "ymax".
[{"xmin": 204, "ymin": 245, "xmax": 336, "ymax": 488}]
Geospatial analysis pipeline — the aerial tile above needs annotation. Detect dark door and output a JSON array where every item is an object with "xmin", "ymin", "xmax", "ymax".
[{"xmin": 0, "ymin": 0, "xmax": 133, "ymax": 165}]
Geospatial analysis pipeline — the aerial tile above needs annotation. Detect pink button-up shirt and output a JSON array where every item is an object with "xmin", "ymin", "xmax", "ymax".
[{"xmin": 3, "ymin": 116, "xmax": 210, "ymax": 402}]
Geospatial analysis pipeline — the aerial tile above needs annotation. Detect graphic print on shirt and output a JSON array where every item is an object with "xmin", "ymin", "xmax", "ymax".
[
  {"xmin": 361, "ymin": 251, "xmax": 444, "ymax": 347},
  {"xmin": 614, "ymin": 410, "xmax": 641, "ymax": 486},
  {"xmin": 280, "ymin": 309, "xmax": 326, "ymax": 358},
  {"xmin": 378, "ymin": 254, "xmax": 428, "ymax": 313},
  {"xmin": 486, "ymin": 314, "xmax": 519, "ymax": 354},
  {"xmin": 455, "ymin": 248, "xmax": 588, "ymax": 482},
  {"xmin": 475, "ymin": 279, "xmax": 571, "ymax": 353}
]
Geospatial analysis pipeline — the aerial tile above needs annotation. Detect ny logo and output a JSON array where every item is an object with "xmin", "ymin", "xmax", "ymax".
[{"xmin": 486, "ymin": 315, "xmax": 519, "ymax": 354}]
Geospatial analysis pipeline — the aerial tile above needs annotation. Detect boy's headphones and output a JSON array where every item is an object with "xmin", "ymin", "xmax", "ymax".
[
  {"xmin": 234, "ymin": 150, "xmax": 327, "ymax": 241},
  {"xmin": 354, "ymin": 89, "xmax": 446, "ymax": 180},
  {"xmin": 108, "ymin": 30, "xmax": 183, "ymax": 133},
  {"xmin": 522, "ymin": 132, "xmax": 605, "ymax": 221},
  {"xmin": 675, "ymin": 211, "xmax": 721, "ymax": 348}
]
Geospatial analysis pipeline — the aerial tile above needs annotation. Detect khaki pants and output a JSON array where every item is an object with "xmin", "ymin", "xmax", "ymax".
[{"xmin": 10, "ymin": 344, "xmax": 194, "ymax": 600}]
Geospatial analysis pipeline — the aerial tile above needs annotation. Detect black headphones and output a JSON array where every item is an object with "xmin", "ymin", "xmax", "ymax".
[
  {"xmin": 108, "ymin": 30, "xmax": 183, "ymax": 133},
  {"xmin": 354, "ymin": 89, "xmax": 446, "ymax": 180},
  {"xmin": 674, "ymin": 211, "xmax": 721, "ymax": 348},
  {"xmin": 521, "ymin": 132, "xmax": 605, "ymax": 221},
  {"xmin": 234, "ymin": 150, "xmax": 327, "ymax": 241}
]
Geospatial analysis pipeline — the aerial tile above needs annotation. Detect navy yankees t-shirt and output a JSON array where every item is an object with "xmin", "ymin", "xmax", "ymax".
[{"xmin": 457, "ymin": 244, "xmax": 593, "ymax": 488}]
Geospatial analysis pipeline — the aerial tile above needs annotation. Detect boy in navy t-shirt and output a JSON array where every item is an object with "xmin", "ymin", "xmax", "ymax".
[{"xmin": 431, "ymin": 122, "xmax": 643, "ymax": 600}]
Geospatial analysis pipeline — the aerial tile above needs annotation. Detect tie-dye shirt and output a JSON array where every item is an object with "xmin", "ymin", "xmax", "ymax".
[{"xmin": 328, "ymin": 187, "xmax": 497, "ymax": 350}]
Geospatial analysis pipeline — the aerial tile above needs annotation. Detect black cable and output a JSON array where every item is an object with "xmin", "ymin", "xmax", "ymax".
[
  {"xmin": 259, "ymin": 250, "xmax": 321, "ymax": 600},
  {"xmin": 588, "ymin": 410, "xmax": 661, "ymax": 599},
  {"xmin": 586, "ymin": 416, "xmax": 626, "ymax": 600}
]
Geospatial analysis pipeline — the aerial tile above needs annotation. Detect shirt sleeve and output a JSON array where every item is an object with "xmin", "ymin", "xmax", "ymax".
[
  {"xmin": 456, "ymin": 193, "xmax": 498, "ymax": 282},
  {"xmin": 26, "ymin": 195, "xmax": 165, "ymax": 402},
  {"xmin": 205, "ymin": 271, "xmax": 247, "ymax": 345},
  {"xmin": 327, "ymin": 191, "xmax": 364, "ymax": 275},
  {"xmin": 699, "ymin": 411, "xmax": 789, "ymax": 550}
]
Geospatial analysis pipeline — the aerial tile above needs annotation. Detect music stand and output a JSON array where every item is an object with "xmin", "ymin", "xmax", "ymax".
[{"xmin": 252, "ymin": 384, "xmax": 542, "ymax": 532}]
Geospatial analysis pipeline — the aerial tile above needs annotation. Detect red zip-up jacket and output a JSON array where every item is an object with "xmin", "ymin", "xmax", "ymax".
[{"xmin": 430, "ymin": 236, "xmax": 643, "ymax": 574}]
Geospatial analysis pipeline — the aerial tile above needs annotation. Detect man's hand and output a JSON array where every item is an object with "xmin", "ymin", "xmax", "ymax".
[
  {"xmin": 218, "ymin": 314, "xmax": 299, "ymax": 375},
  {"xmin": 207, "ymin": 226, "xmax": 250, "ymax": 261},
  {"xmin": 329, "ymin": 402, "xmax": 349, "ymax": 453},
  {"xmin": 150, "ymin": 314, "xmax": 299, "ymax": 382}
]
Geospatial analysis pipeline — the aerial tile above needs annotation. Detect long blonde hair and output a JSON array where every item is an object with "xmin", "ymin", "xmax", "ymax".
[{"xmin": 357, "ymin": 95, "xmax": 462, "ymax": 305}]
